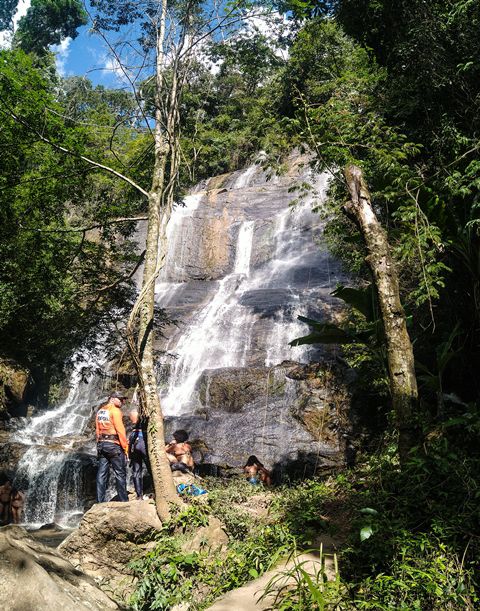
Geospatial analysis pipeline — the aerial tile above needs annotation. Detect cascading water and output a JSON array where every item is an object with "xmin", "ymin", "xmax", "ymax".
[
  {"xmin": 157, "ymin": 164, "xmax": 341, "ymax": 418},
  {"xmin": 12, "ymin": 354, "xmax": 105, "ymax": 527},
  {"xmin": 161, "ymin": 219, "xmax": 258, "ymax": 414},
  {"xmin": 160, "ymin": 192, "xmax": 205, "ymax": 283},
  {"xmin": 234, "ymin": 221, "xmax": 255, "ymax": 275}
]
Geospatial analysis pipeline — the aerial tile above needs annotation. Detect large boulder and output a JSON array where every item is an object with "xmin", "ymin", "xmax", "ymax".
[
  {"xmin": 59, "ymin": 498, "xmax": 229, "ymax": 601},
  {"xmin": 165, "ymin": 361, "xmax": 351, "ymax": 478},
  {"xmin": 58, "ymin": 500, "xmax": 163, "ymax": 583},
  {"xmin": 0, "ymin": 525, "xmax": 120, "ymax": 610},
  {"xmin": 182, "ymin": 516, "xmax": 228, "ymax": 552}
]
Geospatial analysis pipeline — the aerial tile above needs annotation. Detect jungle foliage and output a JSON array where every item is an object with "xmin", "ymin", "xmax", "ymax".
[
  {"xmin": 0, "ymin": 50, "xmax": 141, "ymax": 402},
  {"xmin": 2, "ymin": 0, "xmax": 480, "ymax": 606},
  {"xmin": 280, "ymin": 1, "xmax": 480, "ymax": 607}
]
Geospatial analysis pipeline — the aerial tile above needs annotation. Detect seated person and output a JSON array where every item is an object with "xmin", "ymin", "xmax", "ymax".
[
  {"xmin": 165, "ymin": 430, "xmax": 194, "ymax": 473},
  {"xmin": 243, "ymin": 455, "xmax": 272, "ymax": 486}
]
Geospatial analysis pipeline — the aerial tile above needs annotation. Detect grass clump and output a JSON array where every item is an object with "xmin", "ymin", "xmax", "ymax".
[
  {"xmin": 128, "ymin": 481, "xmax": 295, "ymax": 610},
  {"xmin": 128, "ymin": 432, "xmax": 480, "ymax": 610},
  {"xmin": 337, "ymin": 439, "xmax": 480, "ymax": 610}
]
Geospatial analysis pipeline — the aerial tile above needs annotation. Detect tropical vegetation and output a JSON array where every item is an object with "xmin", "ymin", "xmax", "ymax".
[{"xmin": 1, "ymin": 0, "xmax": 479, "ymax": 607}]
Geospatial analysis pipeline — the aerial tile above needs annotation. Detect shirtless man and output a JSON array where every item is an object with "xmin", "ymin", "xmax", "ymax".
[
  {"xmin": 243, "ymin": 455, "xmax": 272, "ymax": 486},
  {"xmin": 0, "ymin": 480, "xmax": 12, "ymax": 524},
  {"xmin": 10, "ymin": 488, "xmax": 25, "ymax": 524},
  {"xmin": 165, "ymin": 430, "xmax": 194, "ymax": 472}
]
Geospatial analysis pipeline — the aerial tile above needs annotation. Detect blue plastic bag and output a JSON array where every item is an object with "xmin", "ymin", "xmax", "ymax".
[{"xmin": 176, "ymin": 483, "xmax": 207, "ymax": 496}]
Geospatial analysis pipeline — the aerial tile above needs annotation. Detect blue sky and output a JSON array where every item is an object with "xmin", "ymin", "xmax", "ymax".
[
  {"xmin": 53, "ymin": 23, "xmax": 121, "ymax": 86},
  {"xmin": 0, "ymin": 0, "xmax": 128, "ymax": 87},
  {"xmin": 2, "ymin": 1, "xmax": 286, "ymax": 89}
]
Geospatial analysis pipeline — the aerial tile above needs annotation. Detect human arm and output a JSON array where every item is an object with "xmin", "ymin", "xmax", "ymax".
[
  {"xmin": 258, "ymin": 467, "xmax": 272, "ymax": 485},
  {"xmin": 111, "ymin": 408, "xmax": 128, "ymax": 451}
]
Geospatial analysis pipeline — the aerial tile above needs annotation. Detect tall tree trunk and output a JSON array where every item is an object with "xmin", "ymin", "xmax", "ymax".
[
  {"xmin": 344, "ymin": 164, "xmax": 418, "ymax": 464},
  {"xmin": 127, "ymin": 0, "xmax": 181, "ymax": 521}
]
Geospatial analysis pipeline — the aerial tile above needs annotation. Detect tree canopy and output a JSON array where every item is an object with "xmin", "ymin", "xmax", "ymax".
[
  {"xmin": 2, "ymin": 0, "xmax": 480, "ymax": 605},
  {"xmin": 13, "ymin": 0, "xmax": 87, "ymax": 54},
  {"xmin": 0, "ymin": 50, "xmax": 140, "ymax": 402}
]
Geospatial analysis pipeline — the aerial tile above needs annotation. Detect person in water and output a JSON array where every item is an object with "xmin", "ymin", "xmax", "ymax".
[
  {"xmin": 128, "ymin": 409, "xmax": 151, "ymax": 500},
  {"xmin": 10, "ymin": 488, "xmax": 25, "ymax": 524},
  {"xmin": 95, "ymin": 391, "xmax": 129, "ymax": 503},
  {"xmin": 165, "ymin": 430, "xmax": 194, "ymax": 473},
  {"xmin": 0, "ymin": 479, "xmax": 12, "ymax": 524},
  {"xmin": 243, "ymin": 455, "xmax": 272, "ymax": 486}
]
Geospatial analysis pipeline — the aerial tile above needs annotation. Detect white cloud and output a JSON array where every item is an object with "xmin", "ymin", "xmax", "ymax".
[
  {"xmin": 181, "ymin": 9, "xmax": 291, "ymax": 77},
  {"xmin": 12, "ymin": 0, "xmax": 30, "ymax": 26},
  {"xmin": 188, "ymin": 35, "xmax": 222, "ymax": 75},
  {"xmin": 51, "ymin": 36, "xmax": 72, "ymax": 76},
  {"xmin": 242, "ymin": 9, "xmax": 292, "ymax": 61},
  {"xmin": 193, "ymin": 9, "xmax": 291, "ymax": 70},
  {"xmin": 0, "ymin": 30, "xmax": 12, "ymax": 48},
  {"xmin": 103, "ymin": 54, "xmax": 133, "ymax": 85},
  {"xmin": 0, "ymin": 0, "xmax": 32, "ymax": 49}
]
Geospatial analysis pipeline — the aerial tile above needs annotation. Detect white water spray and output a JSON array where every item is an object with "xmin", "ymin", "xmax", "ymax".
[
  {"xmin": 159, "ymin": 167, "xmax": 329, "ymax": 415},
  {"xmin": 161, "ymin": 218, "xmax": 257, "ymax": 414},
  {"xmin": 13, "ymin": 352, "xmax": 105, "ymax": 527}
]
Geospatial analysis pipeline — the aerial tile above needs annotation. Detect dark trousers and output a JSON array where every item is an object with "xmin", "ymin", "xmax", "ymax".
[
  {"xmin": 130, "ymin": 436, "xmax": 151, "ymax": 499},
  {"xmin": 96, "ymin": 441, "xmax": 128, "ymax": 502}
]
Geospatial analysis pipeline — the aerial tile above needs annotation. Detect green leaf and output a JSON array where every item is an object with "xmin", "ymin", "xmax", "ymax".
[
  {"xmin": 297, "ymin": 567, "xmax": 326, "ymax": 609},
  {"xmin": 359, "ymin": 507, "xmax": 379, "ymax": 516},
  {"xmin": 290, "ymin": 322, "xmax": 351, "ymax": 346},
  {"xmin": 331, "ymin": 284, "xmax": 378, "ymax": 321},
  {"xmin": 360, "ymin": 526, "xmax": 373, "ymax": 541}
]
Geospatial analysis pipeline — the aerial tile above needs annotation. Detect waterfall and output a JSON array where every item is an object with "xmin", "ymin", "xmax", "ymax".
[
  {"xmin": 161, "ymin": 193, "xmax": 205, "ymax": 282},
  {"xmin": 15, "ymin": 357, "xmax": 96, "ymax": 444},
  {"xmin": 158, "ymin": 165, "xmax": 337, "ymax": 416},
  {"xmin": 5, "ymin": 158, "xmax": 345, "ymax": 523},
  {"xmin": 12, "ymin": 353, "xmax": 104, "ymax": 527},
  {"xmin": 234, "ymin": 221, "xmax": 255, "ymax": 275},
  {"xmin": 161, "ymin": 219, "xmax": 258, "ymax": 414},
  {"xmin": 233, "ymin": 165, "xmax": 257, "ymax": 189}
]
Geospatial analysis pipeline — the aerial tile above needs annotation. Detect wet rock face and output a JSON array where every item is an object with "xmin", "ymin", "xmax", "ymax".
[
  {"xmin": 156, "ymin": 156, "xmax": 344, "ymax": 298},
  {"xmin": 0, "ymin": 525, "xmax": 119, "ymax": 610},
  {"xmin": 165, "ymin": 361, "xmax": 351, "ymax": 478},
  {"xmin": 0, "ymin": 434, "xmax": 28, "ymax": 477},
  {"xmin": 197, "ymin": 366, "xmax": 284, "ymax": 413},
  {"xmin": 153, "ymin": 155, "xmax": 350, "ymax": 428},
  {"xmin": 128, "ymin": 154, "xmax": 355, "ymax": 474}
]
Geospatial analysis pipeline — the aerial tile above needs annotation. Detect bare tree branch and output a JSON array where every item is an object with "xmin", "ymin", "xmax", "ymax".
[
  {"xmin": 19, "ymin": 216, "xmax": 148, "ymax": 234},
  {"xmin": 95, "ymin": 250, "xmax": 146, "ymax": 294},
  {"xmin": 0, "ymin": 100, "xmax": 149, "ymax": 198}
]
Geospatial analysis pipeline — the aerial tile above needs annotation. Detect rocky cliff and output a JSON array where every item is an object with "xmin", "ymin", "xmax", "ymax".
[
  {"xmin": 1, "ymin": 154, "xmax": 352, "ymax": 528},
  {"xmin": 148, "ymin": 154, "xmax": 352, "ymax": 474},
  {"xmin": 0, "ymin": 358, "xmax": 32, "ymax": 419}
]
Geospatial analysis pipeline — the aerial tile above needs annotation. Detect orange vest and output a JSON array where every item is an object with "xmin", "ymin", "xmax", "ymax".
[{"xmin": 95, "ymin": 402, "xmax": 128, "ymax": 450}]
